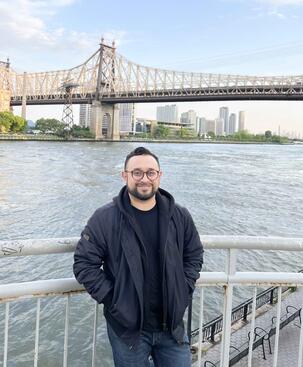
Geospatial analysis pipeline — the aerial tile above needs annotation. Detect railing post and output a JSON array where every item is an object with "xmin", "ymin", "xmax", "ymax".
[
  {"xmin": 3, "ymin": 302, "xmax": 9, "ymax": 367},
  {"xmin": 270, "ymin": 288, "xmax": 275, "ymax": 304},
  {"xmin": 220, "ymin": 249, "xmax": 236, "ymax": 367},
  {"xmin": 92, "ymin": 302, "xmax": 99, "ymax": 367},
  {"xmin": 243, "ymin": 304, "xmax": 248, "ymax": 321},
  {"xmin": 210, "ymin": 323, "xmax": 216, "ymax": 342},
  {"xmin": 63, "ymin": 295, "xmax": 70, "ymax": 367},
  {"xmin": 197, "ymin": 288, "xmax": 204, "ymax": 367},
  {"xmin": 187, "ymin": 295, "xmax": 193, "ymax": 345},
  {"xmin": 34, "ymin": 298, "xmax": 41, "ymax": 367}
]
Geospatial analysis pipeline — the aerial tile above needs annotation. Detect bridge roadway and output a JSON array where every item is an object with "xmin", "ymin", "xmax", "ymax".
[
  {"xmin": 9, "ymin": 86, "xmax": 303, "ymax": 106},
  {"xmin": 193, "ymin": 286, "xmax": 303, "ymax": 367}
]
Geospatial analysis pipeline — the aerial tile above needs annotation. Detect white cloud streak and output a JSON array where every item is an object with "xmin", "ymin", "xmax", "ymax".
[
  {"xmin": 257, "ymin": 0, "xmax": 303, "ymax": 5},
  {"xmin": 0, "ymin": 0, "xmax": 127, "ymax": 70}
]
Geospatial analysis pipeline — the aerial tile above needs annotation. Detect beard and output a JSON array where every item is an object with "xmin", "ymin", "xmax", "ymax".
[{"xmin": 127, "ymin": 184, "xmax": 157, "ymax": 201}]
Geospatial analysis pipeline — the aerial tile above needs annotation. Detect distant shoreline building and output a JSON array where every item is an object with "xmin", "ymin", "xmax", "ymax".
[
  {"xmin": 119, "ymin": 103, "xmax": 135, "ymax": 134},
  {"xmin": 156, "ymin": 104, "xmax": 178, "ymax": 124},
  {"xmin": 219, "ymin": 107, "xmax": 229, "ymax": 135},
  {"xmin": 229, "ymin": 113, "xmax": 237, "ymax": 135},
  {"xmin": 79, "ymin": 103, "xmax": 135, "ymax": 135},
  {"xmin": 180, "ymin": 110, "xmax": 197, "ymax": 130},
  {"xmin": 238, "ymin": 111, "xmax": 245, "ymax": 131},
  {"xmin": 79, "ymin": 104, "xmax": 92, "ymax": 128},
  {"xmin": 215, "ymin": 118, "xmax": 224, "ymax": 136}
]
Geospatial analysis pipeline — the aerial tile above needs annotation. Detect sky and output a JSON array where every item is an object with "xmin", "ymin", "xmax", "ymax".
[{"xmin": 2, "ymin": 0, "xmax": 303, "ymax": 135}]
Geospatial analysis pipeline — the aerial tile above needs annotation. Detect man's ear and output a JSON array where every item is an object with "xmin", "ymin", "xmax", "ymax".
[{"xmin": 121, "ymin": 171, "xmax": 127, "ymax": 183}]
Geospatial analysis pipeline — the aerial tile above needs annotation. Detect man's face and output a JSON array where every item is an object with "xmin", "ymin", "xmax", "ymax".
[{"xmin": 122, "ymin": 154, "xmax": 162, "ymax": 201}]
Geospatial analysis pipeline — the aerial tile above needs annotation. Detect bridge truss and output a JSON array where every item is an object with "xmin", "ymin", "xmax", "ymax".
[{"xmin": 6, "ymin": 41, "xmax": 303, "ymax": 106}]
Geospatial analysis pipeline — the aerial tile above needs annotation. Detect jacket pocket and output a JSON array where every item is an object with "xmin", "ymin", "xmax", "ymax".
[
  {"xmin": 172, "ymin": 268, "xmax": 189, "ymax": 328},
  {"xmin": 109, "ymin": 256, "xmax": 140, "ymax": 330}
]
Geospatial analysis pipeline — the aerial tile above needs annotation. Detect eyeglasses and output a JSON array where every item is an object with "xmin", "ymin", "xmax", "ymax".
[{"xmin": 125, "ymin": 169, "xmax": 160, "ymax": 181}]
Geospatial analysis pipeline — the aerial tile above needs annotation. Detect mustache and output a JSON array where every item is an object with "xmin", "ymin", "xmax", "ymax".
[{"xmin": 136, "ymin": 183, "xmax": 153, "ymax": 187}]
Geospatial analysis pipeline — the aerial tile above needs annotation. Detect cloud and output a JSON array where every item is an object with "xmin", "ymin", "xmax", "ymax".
[
  {"xmin": 156, "ymin": 41, "xmax": 303, "ymax": 73},
  {"xmin": 267, "ymin": 9, "xmax": 286, "ymax": 17},
  {"xmin": 257, "ymin": 0, "xmax": 303, "ymax": 5},
  {"xmin": 0, "ymin": 0, "xmax": 127, "ymax": 70}
]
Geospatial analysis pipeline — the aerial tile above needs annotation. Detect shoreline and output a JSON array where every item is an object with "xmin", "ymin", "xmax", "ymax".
[{"xmin": 0, "ymin": 135, "xmax": 295, "ymax": 145}]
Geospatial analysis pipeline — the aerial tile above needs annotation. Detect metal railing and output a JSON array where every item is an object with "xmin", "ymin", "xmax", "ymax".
[
  {"xmin": 1, "ymin": 235, "xmax": 303, "ymax": 367},
  {"xmin": 190, "ymin": 283, "xmax": 292, "ymax": 343}
]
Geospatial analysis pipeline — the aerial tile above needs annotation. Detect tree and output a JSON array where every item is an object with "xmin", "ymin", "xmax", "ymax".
[
  {"xmin": 265, "ymin": 130, "xmax": 272, "ymax": 139},
  {"xmin": 70, "ymin": 125, "xmax": 94, "ymax": 138},
  {"xmin": 11, "ymin": 115, "xmax": 27, "ymax": 132},
  {"xmin": 0, "ymin": 112, "xmax": 14, "ymax": 133},
  {"xmin": 207, "ymin": 131, "xmax": 215, "ymax": 139},
  {"xmin": 233, "ymin": 130, "xmax": 253, "ymax": 141},
  {"xmin": 153, "ymin": 125, "xmax": 170, "ymax": 138},
  {"xmin": 35, "ymin": 118, "xmax": 65, "ymax": 135},
  {"xmin": 0, "ymin": 111, "xmax": 26, "ymax": 133},
  {"xmin": 179, "ymin": 127, "xmax": 192, "ymax": 139}
]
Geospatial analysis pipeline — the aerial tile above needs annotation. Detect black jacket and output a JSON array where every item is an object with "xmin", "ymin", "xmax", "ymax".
[{"xmin": 73, "ymin": 186, "xmax": 203, "ymax": 347}]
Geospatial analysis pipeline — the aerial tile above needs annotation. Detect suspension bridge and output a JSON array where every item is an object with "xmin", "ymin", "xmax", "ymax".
[{"xmin": 1, "ymin": 40, "xmax": 303, "ymax": 139}]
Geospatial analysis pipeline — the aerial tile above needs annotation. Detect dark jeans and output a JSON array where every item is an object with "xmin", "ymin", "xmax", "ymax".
[{"xmin": 107, "ymin": 323, "xmax": 191, "ymax": 367}]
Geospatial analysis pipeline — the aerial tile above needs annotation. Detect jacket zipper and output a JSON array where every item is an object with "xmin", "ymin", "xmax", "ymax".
[{"xmin": 161, "ymin": 235, "xmax": 169, "ymax": 331}]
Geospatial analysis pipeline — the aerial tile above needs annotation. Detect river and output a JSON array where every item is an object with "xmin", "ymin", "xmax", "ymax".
[{"xmin": 0, "ymin": 141, "xmax": 302, "ymax": 366}]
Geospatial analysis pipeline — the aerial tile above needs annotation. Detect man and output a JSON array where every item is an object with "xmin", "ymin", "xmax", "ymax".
[{"xmin": 73, "ymin": 147, "xmax": 203, "ymax": 367}]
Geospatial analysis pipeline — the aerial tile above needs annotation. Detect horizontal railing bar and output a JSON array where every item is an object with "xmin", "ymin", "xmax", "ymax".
[
  {"xmin": 202, "ymin": 235, "xmax": 303, "ymax": 251},
  {"xmin": 0, "ymin": 278, "xmax": 84, "ymax": 302},
  {"xmin": 1, "ymin": 272, "xmax": 303, "ymax": 302},
  {"xmin": 1, "ymin": 236, "xmax": 303, "ymax": 258},
  {"xmin": 0, "ymin": 238, "xmax": 78, "ymax": 257},
  {"xmin": 196, "ymin": 272, "xmax": 303, "ymax": 286}
]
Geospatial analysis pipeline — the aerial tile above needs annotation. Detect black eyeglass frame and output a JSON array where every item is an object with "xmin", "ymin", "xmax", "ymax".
[{"xmin": 124, "ymin": 169, "xmax": 160, "ymax": 181}]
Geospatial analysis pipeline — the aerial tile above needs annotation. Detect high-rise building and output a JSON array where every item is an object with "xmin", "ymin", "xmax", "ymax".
[
  {"xmin": 120, "ymin": 103, "xmax": 135, "ymax": 133},
  {"xmin": 197, "ymin": 117, "xmax": 216, "ymax": 135},
  {"xmin": 156, "ymin": 105, "xmax": 178, "ymax": 124},
  {"xmin": 229, "ymin": 113, "xmax": 237, "ymax": 135},
  {"xmin": 215, "ymin": 118, "xmax": 224, "ymax": 136},
  {"xmin": 206, "ymin": 119, "xmax": 216, "ymax": 135},
  {"xmin": 238, "ymin": 111, "xmax": 245, "ymax": 131},
  {"xmin": 79, "ymin": 104, "xmax": 92, "ymax": 128},
  {"xmin": 180, "ymin": 110, "xmax": 197, "ymax": 130},
  {"xmin": 219, "ymin": 107, "xmax": 229, "ymax": 135},
  {"xmin": 197, "ymin": 117, "xmax": 206, "ymax": 136}
]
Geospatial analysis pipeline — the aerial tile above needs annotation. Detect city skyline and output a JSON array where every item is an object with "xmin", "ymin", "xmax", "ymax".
[{"xmin": 14, "ymin": 99, "xmax": 303, "ymax": 138}]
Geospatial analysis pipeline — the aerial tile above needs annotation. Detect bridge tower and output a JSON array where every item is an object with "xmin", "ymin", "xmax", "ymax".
[
  {"xmin": 0, "ymin": 59, "xmax": 11, "ymax": 113},
  {"xmin": 61, "ymin": 81, "xmax": 79, "ymax": 129},
  {"xmin": 91, "ymin": 39, "xmax": 120, "ymax": 140}
]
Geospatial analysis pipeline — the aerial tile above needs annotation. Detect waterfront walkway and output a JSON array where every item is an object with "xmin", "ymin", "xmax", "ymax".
[{"xmin": 193, "ymin": 286, "xmax": 303, "ymax": 367}]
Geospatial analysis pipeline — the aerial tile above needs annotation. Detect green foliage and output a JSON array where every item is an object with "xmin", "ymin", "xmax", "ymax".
[
  {"xmin": 34, "ymin": 119, "xmax": 95, "ymax": 139},
  {"xmin": 0, "ymin": 111, "xmax": 26, "ymax": 133},
  {"xmin": 11, "ymin": 115, "xmax": 27, "ymax": 132},
  {"xmin": 207, "ymin": 131, "xmax": 216, "ymax": 139},
  {"xmin": 70, "ymin": 125, "xmax": 94, "ymax": 138},
  {"xmin": 221, "ymin": 129, "xmax": 289, "ymax": 143},
  {"xmin": 271, "ymin": 135, "xmax": 289, "ymax": 143},
  {"xmin": 35, "ymin": 118, "xmax": 65, "ymax": 135},
  {"xmin": 232, "ymin": 130, "xmax": 253, "ymax": 141},
  {"xmin": 265, "ymin": 130, "xmax": 272, "ymax": 139},
  {"xmin": 179, "ymin": 127, "xmax": 193, "ymax": 139},
  {"xmin": 153, "ymin": 125, "xmax": 170, "ymax": 138}
]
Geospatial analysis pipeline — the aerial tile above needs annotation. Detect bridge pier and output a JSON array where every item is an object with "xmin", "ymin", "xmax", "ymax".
[{"xmin": 90, "ymin": 101, "xmax": 120, "ymax": 141}]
